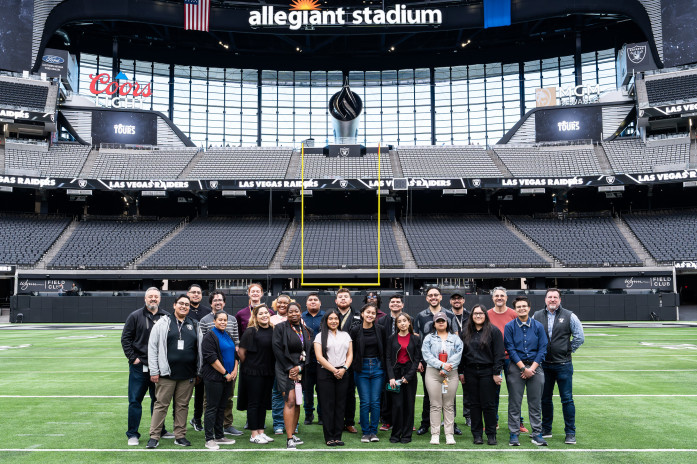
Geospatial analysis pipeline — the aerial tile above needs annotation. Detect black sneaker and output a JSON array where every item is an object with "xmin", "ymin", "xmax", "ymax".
[
  {"xmin": 174, "ymin": 438, "xmax": 191, "ymax": 447},
  {"xmin": 465, "ymin": 417, "xmax": 472, "ymax": 427},
  {"xmin": 487, "ymin": 435, "xmax": 497, "ymax": 446},
  {"xmin": 473, "ymin": 436, "xmax": 484, "ymax": 445},
  {"xmin": 454, "ymin": 424, "xmax": 462, "ymax": 436},
  {"xmin": 189, "ymin": 418, "xmax": 203, "ymax": 432},
  {"xmin": 416, "ymin": 426, "xmax": 428, "ymax": 436},
  {"xmin": 531, "ymin": 433, "xmax": 548, "ymax": 446},
  {"xmin": 146, "ymin": 438, "xmax": 159, "ymax": 449},
  {"xmin": 224, "ymin": 426, "xmax": 243, "ymax": 436},
  {"xmin": 565, "ymin": 434, "xmax": 576, "ymax": 445},
  {"xmin": 304, "ymin": 414, "xmax": 314, "ymax": 425}
]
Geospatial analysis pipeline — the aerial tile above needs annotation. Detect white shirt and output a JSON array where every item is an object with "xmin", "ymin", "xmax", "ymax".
[{"xmin": 313, "ymin": 330, "xmax": 351, "ymax": 367}]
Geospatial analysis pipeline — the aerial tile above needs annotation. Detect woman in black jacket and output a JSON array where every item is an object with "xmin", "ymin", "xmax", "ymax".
[
  {"xmin": 238, "ymin": 304, "xmax": 276, "ymax": 445},
  {"xmin": 200, "ymin": 311, "xmax": 238, "ymax": 450},
  {"xmin": 272, "ymin": 301, "xmax": 314, "ymax": 450},
  {"xmin": 350, "ymin": 303, "xmax": 387, "ymax": 442},
  {"xmin": 458, "ymin": 304, "xmax": 505, "ymax": 446},
  {"xmin": 385, "ymin": 313, "xmax": 421, "ymax": 444}
]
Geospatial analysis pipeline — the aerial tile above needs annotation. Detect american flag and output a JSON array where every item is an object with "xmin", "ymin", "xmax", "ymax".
[{"xmin": 185, "ymin": 0, "xmax": 210, "ymax": 32}]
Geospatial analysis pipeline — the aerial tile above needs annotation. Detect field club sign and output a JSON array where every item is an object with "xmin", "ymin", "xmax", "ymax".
[{"xmin": 249, "ymin": 1, "xmax": 443, "ymax": 30}]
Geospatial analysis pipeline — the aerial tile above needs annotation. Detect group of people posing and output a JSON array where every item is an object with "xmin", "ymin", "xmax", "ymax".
[{"xmin": 120, "ymin": 284, "xmax": 584, "ymax": 450}]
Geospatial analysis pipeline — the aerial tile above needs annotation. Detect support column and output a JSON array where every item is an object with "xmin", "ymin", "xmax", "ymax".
[
  {"xmin": 168, "ymin": 64, "xmax": 175, "ymax": 121},
  {"xmin": 574, "ymin": 30, "xmax": 583, "ymax": 87},
  {"xmin": 430, "ymin": 67, "xmax": 436, "ymax": 145}
]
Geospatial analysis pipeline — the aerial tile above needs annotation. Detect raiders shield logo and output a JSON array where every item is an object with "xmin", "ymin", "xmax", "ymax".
[
  {"xmin": 210, "ymin": 181, "xmax": 218, "ymax": 189},
  {"xmin": 340, "ymin": 180, "xmax": 348, "ymax": 188},
  {"xmin": 78, "ymin": 180, "xmax": 87, "ymax": 188},
  {"xmin": 472, "ymin": 179, "xmax": 481, "ymax": 188},
  {"xmin": 627, "ymin": 45, "xmax": 647, "ymax": 64},
  {"xmin": 558, "ymin": 318, "xmax": 565, "ymax": 323},
  {"xmin": 186, "ymin": 324, "xmax": 193, "ymax": 331},
  {"xmin": 606, "ymin": 176, "xmax": 615, "ymax": 184},
  {"xmin": 339, "ymin": 147, "xmax": 350, "ymax": 157}
]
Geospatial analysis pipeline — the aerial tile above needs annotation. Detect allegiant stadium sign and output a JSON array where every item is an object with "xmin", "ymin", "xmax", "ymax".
[{"xmin": 249, "ymin": 2, "xmax": 443, "ymax": 30}]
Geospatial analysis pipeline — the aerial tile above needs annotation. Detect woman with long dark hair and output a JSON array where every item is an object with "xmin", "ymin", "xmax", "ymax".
[
  {"xmin": 272, "ymin": 301, "xmax": 313, "ymax": 450},
  {"xmin": 269, "ymin": 294, "xmax": 292, "ymax": 435},
  {"xmin": 238, "ymin": 304, "xmax": 276, "ymax": 444},
  {"xmin": 458, "ymin": 304, "xmax": 505, "ymax": 445},
  {"xmin": 350, "ymin": 303, "xmax": 387, "ymax": 443},
  {"xmin": 385, "ymin": 313, "xmax": 421, "ymax": 444},
  {"xmin": 421, "ymin": 311, "xmax": 463, "ymax": 445},
  {"xmin": 314, "ymin": 309, "xmax": 353, "ymax": 446}
]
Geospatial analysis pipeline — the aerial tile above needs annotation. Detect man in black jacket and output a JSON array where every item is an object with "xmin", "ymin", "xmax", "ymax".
[
  {"xmin": 121, "ymin": 287, "xmax": 170, "ymax": 446},
  {"xmin": 186, "ymin": 284, "xmax": 209, "ymax": 431},
  {"xmin": 335, "ymin": 288, "xmax": 360, "ymax": 433}
]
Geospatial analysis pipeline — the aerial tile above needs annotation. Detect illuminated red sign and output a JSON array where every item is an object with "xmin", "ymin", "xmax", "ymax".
[{"xmin": 88, "ymin": 73, "xmax": 152, "ymax": 97}]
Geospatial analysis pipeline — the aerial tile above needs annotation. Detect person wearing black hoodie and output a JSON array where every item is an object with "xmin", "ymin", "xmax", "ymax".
[
  {"xmin": 121, "ymin": 287, "xmax": 170, "ymax": 446},
  {"xmin": 186, "ymin": 284, "xmax": 209, "ymax": 431}
]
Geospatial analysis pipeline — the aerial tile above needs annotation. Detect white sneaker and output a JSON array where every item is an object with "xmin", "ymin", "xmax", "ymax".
[
  {"xmin": 205, "ymin": 439, "xmax": 220, "ymax": 450},
  {"xmin": 260, "ymin": 433, "xmax": 274, "ymax": 442},
  {"xmin": 292, "ymin": 434, "xmax": 304, "ymax": 445},
  {"xmin": 215, "ymin": 437, "xmax": 236, "ymax": 445},
  {"xmin": 127, "ymin": 436, "xmax": 139, "ymax": 446},
  {"xmin": 250, "ymin": 434, "xmax": 268, "ymax": 444},
  {"xmin": 446, "ymin": 434, "xmax": 456, "ymax": 445},
  {"xmin": 430, "ymin": 434, "xmax": 440, "ymax": 445}
]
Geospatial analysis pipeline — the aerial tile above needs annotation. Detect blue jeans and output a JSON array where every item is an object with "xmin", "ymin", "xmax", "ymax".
[
  {"xmin": 271, "ymin": 378, "xmax": 285, "ymax": 431},
  {"xmin": 127, "ymin": 363, "xmax": 157, "ymax": 439},
  {"xmin": 354, "ymin": 358, "xmax": 384, "ymax": 436},
  {"xmin": 541, "ymin": 362, "xmax": 575, "ymax": 434}
]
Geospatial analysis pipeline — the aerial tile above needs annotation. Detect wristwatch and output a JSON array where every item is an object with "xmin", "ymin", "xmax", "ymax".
[{"xmin": 519, "ymin": 366, "xmax": 525, "ymax": 373}]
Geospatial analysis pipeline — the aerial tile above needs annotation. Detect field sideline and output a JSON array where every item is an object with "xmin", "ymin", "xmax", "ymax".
[{"xmin": 1, "ymin": 323, "xmax": 696, "ymax": 463}]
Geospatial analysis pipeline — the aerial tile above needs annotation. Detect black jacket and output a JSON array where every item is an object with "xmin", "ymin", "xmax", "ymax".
[
  {"xmin": 121, "ymin": 306, "xmax": 170, "ymax": 365},
  {"xmin": 200, "ymin": 329, "xmax": 236, "ymax": 383},
  {"xmin": 385, "ymin": 332, "xmax": 422, "ymax": 382},
  {"xmin": 336, "ymin": 307, "xmax": 362, "ymax": 333},
  {"xmin": 350, "ymin": 323, "xmax": 387, "ymax": 373},
  {"xmin": 272, "ymin": 321, "xmax": 314, "ymax": 374},
  {"xmin": 458, "ymin": 325, "xmax": 505, "ymax": 376}
]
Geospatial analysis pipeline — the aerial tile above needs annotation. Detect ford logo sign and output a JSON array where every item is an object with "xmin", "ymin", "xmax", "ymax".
[{"xmin": 43, "ymin": 55, "xmax": 64, "ymax": 64}]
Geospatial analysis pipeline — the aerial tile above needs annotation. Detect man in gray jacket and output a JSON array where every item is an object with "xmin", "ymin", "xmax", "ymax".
[{"xmin": 146, "ymin": 294, "xmax": 200, "ymax": 449}]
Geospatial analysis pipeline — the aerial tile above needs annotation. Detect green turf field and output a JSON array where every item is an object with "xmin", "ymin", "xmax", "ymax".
[{"xmin": 1, "ymin": 323, "xmax": 696, "ymax": 463}]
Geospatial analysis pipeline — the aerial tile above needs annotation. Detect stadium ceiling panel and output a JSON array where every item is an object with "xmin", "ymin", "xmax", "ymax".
[{"xmin": 37, "ymin": 0, "xmax": 652, "ymax": 71}]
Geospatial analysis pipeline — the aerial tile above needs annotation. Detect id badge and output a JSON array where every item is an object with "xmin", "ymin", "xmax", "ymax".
[
  {"xmin": 143, "ymin": 365, "xmax": 149, "ymax": 373},
  {"xmin": 177, "ymin": 339, "xmax": 185, "ymax": 350}
]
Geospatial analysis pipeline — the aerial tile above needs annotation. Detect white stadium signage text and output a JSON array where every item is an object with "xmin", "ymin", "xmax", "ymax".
[{"xmin": 249, "ymin": 3, "xmax": 443, "ymax": 30}]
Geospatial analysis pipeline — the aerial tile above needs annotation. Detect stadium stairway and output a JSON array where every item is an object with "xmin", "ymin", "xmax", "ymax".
[
  {"xmin": 285, "ymin": 149, "xmax": 302, "ymax": 179},
  {"xmin": 690, "ymin": 139, "xmax": 697, "ymax": 169},
  {"xmin": 594, "ymin": 144, "xmax": 615, "ymax": 175},
  {"xmin": 0, "ymin": 145, "xmax": 5, "ymax": 173},
  {"xmin": 486, "ymin": 149, "xmax": 512, "ymax": 177},
  {"xmin": 78, "ymin": 148, "xmax": 101, "ymax": 178},
  {"xmin": 269, "ymin": 219, "xmax": 297, "ymax": 269},
  {"xmin": 178, "ymin": 149, "xmax": 205, "ymax": 179},
  {"xmin": 613, "ymin": 216, "xmax": 658, "ymax": 267},
  {"xmin": 132, "ymin": 217, "xmax": 190, "ymax": 268},
  {"xmin": 501, "ymin": 216, "xmax": 557, "ymax": 266},
  {"xmin": 35, "ymin": 219, "xmax": 79, "ymax": 269},
  {"xmin": 389, "ymin": 149, "xmax": 404, "ymax": 178},
  {"xmin": 392, "ymin": 220, "xmax": 418, "ymax": 268}
]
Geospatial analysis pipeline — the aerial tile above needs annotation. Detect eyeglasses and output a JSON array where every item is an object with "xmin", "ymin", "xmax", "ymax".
[{"xmin": 472, "ymin": 313, "xmax": 485, "ymax": 317}]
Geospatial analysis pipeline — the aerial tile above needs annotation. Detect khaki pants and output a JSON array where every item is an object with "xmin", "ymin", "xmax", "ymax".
[
  {"xmin": 424, "ymin": 367, "xmax": 459, "ymax": 436},
  {"xmin": 203, "ymin": 377, "xmax": 236, "ymax": 427},
  {"xmin": 149, "ymin": 377, "xmax": 195, "ymax": 440}
]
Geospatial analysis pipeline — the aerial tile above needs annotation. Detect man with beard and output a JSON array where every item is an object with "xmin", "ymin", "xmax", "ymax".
[
  {"xmin": 449, "ymin": 291, "xmax": 469, "ymax": 432},
  {"xmin": 335, "ymin": 288, "xmax": 361, "ymax": 433},
  {"xmin": 413, "ymin": 286, "xmax": 456, "ymax": 436},
  {"xmin": 121, "ymin": 287, "xmax": 172, "ymax": 446},
  {"xmin": 199, "ymin": 291, "xmax": 243, "ymax": 437},
  {"xmin": 186, "ymin": 284, "xmax": 209, "ymax": 432}
]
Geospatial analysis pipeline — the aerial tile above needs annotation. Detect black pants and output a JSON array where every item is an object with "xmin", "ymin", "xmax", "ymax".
[
  {"xmin": 302, "ymin": 361, "xmax": 320, "ymax": 418},
  {"xmin": 245, "ymin": 374, "xmax": 275, "ymax": 430},
  {"xmin": 317, "ymin": 367, "xmax": 349, "ymax": 442},
  {"xmin": 380, "ymin": 388, "xmax": 392, "ymax": 425},
  {"xmin": 465, "ymin": 366, "xmax": 498, "ymax": 438},
  {"xmin": 192, "ymin": 381, "xmax": 204, "ymax": 421},
  {"xmin": 204, "ymin": 380, "xmax": 232, "ymax": 441},
  {"xmin": 419, "ymin": 369, "xmax": 431, "ymax": 427},
  {"xmin": 390, "ymin": 363, "xmax": 417, "ymax": 442},
  {"xmin": 345, "ymin": 367, "xmax": 356, "ymax": 426}
]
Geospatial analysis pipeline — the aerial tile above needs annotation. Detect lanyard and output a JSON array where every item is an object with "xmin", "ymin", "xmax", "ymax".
[
  {"xmin": 291, "ymin": 324, "xmax": 304, "ymax": 344},
  {"xmin": 176, "ymin": 319, "xmax": 184, "ymax": 340},
  {"xmin": 453, "ymin": 313, "xmax": 463, "ymax": 333}
]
